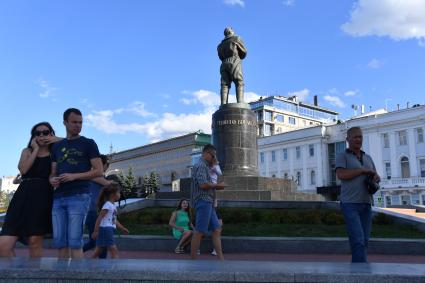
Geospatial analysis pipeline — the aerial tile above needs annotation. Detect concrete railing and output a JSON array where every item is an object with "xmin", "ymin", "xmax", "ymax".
[
  {"xmin": 380, "ymin": 177, "xmax": 425, "ymax": 188},
  {"xmin": 0, "ymin": 257, "xmax": 424, "ymax": 283}
]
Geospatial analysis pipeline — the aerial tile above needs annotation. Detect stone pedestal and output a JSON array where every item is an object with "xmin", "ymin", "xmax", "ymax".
[
  {"xmin": 212, "ymin": 103, "xmax": 258, "ymax": 176},
  {"xmin": 216, "ymin": 176, "xmax": 324, "ymax": 201}
]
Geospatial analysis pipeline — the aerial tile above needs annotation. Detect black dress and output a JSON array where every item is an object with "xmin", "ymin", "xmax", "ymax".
[{"xmin": 1, "ymin": 156, "xmax": 53, "ymax": 237}]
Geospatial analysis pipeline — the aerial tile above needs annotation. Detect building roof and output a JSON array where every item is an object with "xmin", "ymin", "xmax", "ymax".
[{"xmin": 110, "ymin": 131, "xmax": 211, "ymax": 162}]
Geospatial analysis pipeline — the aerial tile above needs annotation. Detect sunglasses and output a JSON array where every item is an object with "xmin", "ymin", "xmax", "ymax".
[{"xmin": 34, "ymin": 130, "xmax": 51, "ymax": 137}]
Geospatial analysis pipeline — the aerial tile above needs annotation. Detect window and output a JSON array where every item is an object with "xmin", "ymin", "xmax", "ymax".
[
  {"xmin": 416, "ymin": 128, "xmax": 424, "ymax": 143},
  {"xmin": 275, "ymin": 115, "xmax": 284, "ymax": 122},
  {"xmin": 260, "ymin": 153, "xmax": 265, "ymax": 163},
  {"xmin": 401, "ymin": 195, "xmax": 411, "ymax": 205},
  {"xmin": 283, "ymin": 172, "xmax": 288, "ymax": 179},
  {"xmin": 303, "ymin": 120, "xmax": 306, "ymax": 126},
  {"xmin": 398, "ymin": 130, "xmax": 407, "ymax": 145},
  {"xmin": 420, "ymin": 159, "xmax": 425, "ymax": 177},
  {"xmin": 257, "ymin": 111, "xmax": 263, "ymax": 121},
  {"xmin": 310, "ymin": 170, "xmax": 316, "ymax": 185},
  {"xmin": 412, "ymin": 194, "xmax": 420, "ymax": 205},
  {"xmin": 401, "ymin": 156, "xmax": 410, "ymax": 178},
  {"xmin": 289, "ymin": 117, "xmax": 296, "ymax": 125},
  {"xmin": 296, "ymin": 146, "xmax": 301, "ymax": 159},
  {"xmin": 264, "ymin": 124, "xmax": 272, "ymax": 136},
  {"xmin": 296, "ymin": 171, "xmax": 302, "ymax": 186},
  {"xmin": 264, "ymin": 111, "xmax": 273, "ymax": 121},
  {"xmin": 422, "ymin": 195, "xmax": 425, "ymax": 205},
  {"xmin": 382, "ymin": 133, "xmax": 389, "ymax": 148},
  {"xmin": 271, "ymin": 151, "xmax": 276, "ymax": 162},
  {"xmin": 385, "ymin": 162, "xmax": 391, "ymax": 178},
  {"xmin": 282, "ymin": 149, "xmax": 288, "ymax": 160},
  {"xmin": 309, "ymin": 144, "xmax": 315, "ymax": 157},
  {"xmin": 391, "ymin": 195, "xmax": 400, "ymax": 205}
]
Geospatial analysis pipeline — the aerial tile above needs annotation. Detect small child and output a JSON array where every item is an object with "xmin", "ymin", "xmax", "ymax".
[{"xmin": 92, "ymin": 183, "xmax": 129, "ymax": 259}]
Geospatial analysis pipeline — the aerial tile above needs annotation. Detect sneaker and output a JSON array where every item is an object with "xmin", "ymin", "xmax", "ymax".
[
  {"xmin": 211, "ymin": 249, "xmax": 217, "ymax": 256},
  {"xmin": 174, "ymin": 247, "xmax": 182, "ymax": 254},
  {"xmin": 179, "ymin": 247, "xmax": 185, "ymax": 254}
]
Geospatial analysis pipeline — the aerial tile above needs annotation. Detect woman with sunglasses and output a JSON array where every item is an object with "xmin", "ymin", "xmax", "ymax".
[{"xmin": 0, "ymin": 122, "xmax": 60, "ymax": 257}]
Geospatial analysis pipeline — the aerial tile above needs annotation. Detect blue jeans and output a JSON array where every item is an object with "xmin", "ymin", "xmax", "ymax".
[
  {"xmin": 340, "ymin": 202, "xmax": 372, "ymax": 263},
  {"xmin": 195, "ymin": 199, "xmax": 221, "ymax": 234},
  {"xmin": 83, "ymin": 210, "xmax": 107, "ymax": 258},
  {"xmin": 52, "ymin": 194, "xmax": 90, "ymax": 249}
]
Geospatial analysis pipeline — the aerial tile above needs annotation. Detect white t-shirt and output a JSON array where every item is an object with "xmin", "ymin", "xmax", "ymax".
[
  {"xmin": 100, "ymin": 201, "xmax": 117, "ymax": 228},
  {"xmin": 209, "ymin": 164, "xmax": 222, "ymax": 184}
]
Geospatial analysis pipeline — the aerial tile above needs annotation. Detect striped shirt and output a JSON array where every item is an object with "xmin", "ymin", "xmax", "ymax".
[{"xmin": 191, "ymin": 158, "xmax": 214, "ymax": 204}]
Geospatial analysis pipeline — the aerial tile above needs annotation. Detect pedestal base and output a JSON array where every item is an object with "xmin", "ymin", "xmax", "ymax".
[{"xmin": 217, "ymin": 176, "xmax": 324, "ymax": 201}]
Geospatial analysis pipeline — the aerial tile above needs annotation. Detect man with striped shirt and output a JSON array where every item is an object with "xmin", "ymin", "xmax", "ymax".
[{"xmin": 190, "ymin": 144, "xmax": 225, "ymax": 260}]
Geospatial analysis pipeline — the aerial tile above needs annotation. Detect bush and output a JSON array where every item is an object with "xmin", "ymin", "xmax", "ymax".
[
  {"xmin": 373, "ymin": 213, "xmax": 394, "ymax": 225},
  {"xmin": 322, "ymin": 212, "xmax": 345, "ymax": 225}
]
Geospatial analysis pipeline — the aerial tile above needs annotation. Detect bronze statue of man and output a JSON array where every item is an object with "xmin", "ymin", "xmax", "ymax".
[{"xmin": 217, "ymin": 27, "xmax": 247, "ymax": 105}]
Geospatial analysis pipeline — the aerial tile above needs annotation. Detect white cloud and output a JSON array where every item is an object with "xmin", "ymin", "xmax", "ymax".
[
  {"xmin": 324, "ymin": 95, "xmax": 346, "ymax": 108},
  {"xmin": 129, "ymin": 101, "xmax": 155, "ymax": 117},
  {"xmin": 282, "ymin": 0, "xmax": 294, "ymax": 6},
  {"xmin": 86, "ymin": 89, "xmax": 261, "ymax": 142},
  {"xmin": 223, "ymin": 0, "xmax": 245, "ymax": 7},
  {"xmin": 287, "ymin": 88, "xmax": 310, "ymax": 102},
  {"xmin": 37, "ymin": 79, "xmax": 57, "ymax": 98},
  {"xmin": 341, "ymin": 0, "xmax": 425, "ymax": 45},
  {"xmin": 367, "ymin": 58, "xmax": 384, "ymax": 69},
  {"xmin": 344, "ymin": 90, "xmax": 357, "ymax": 97}
]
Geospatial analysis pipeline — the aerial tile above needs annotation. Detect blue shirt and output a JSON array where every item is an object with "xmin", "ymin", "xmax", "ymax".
[
  {"xmin": 191, "ymin": 158, "xmax": 214, "ymax": 205},
  {"xmin": 51, "ymin": 136, "xmax": 100, "ymax": 198}
]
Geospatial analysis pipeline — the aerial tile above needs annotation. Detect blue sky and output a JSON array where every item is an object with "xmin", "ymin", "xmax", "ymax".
[{"xmin": 1, "ymin": 0, "xmax": 425, "ymax": 176}]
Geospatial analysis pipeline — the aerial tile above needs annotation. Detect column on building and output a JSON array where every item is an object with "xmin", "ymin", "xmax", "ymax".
[
  {"xmin": 316, "ymin": 142, "xmax": 323, "ymax": 187},
  {"xmin": 277, "ymin": 146, "xmax": 282, "ymax": 178},
  {"xmin": 408, "ymin": 128, "xmax": 418, "ymax": 177},
  {"xmin": 302, "ymin": 145, "xmax": 308, "ymax": 191},
  {"xmin": 389, "ymin": 132, "xmax": 398, "ymax": 178},
  {"xmin": 289, "ymin": 147, "xmax": 294, "ymax": 180},
  {"xmin": 368, "ymin": 132, "xmax": 383, "ymax": 176},
  {"xmin": 264, "ymin": 151, "xmax": 270, "ymax": 177}
]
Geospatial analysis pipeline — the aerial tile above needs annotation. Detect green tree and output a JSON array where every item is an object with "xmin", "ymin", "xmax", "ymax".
[
  {"xmin": 149, "ymin": 172, "xmax": 160, "ymax": 194},
  {"xmin": 118, "ymin": 167, "xmax": 137, "ymax": 198}
]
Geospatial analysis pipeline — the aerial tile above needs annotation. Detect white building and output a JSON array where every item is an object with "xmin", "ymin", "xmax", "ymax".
[
  {"xmin": 250, "ymin": 95, "xmax": 339, "ymax": 137},
  {"xmin": 258, "ymin": 105, "xmax": 425, "ymax": 207},
  {"xmin": 0, "ymin": 176, "xmax": 19, "ymax": 194}
]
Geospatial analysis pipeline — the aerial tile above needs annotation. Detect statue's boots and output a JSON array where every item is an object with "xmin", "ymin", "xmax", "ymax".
[
  {"xmin": 221, "ymin": 85, "xmax": 230, "ymax": 105},
  {"xmin": 236, "ymin": 85, "xmax": 244, "ymax": 103}
]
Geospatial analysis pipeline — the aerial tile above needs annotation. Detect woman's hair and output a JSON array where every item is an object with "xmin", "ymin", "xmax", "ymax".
[
  {"xmin": 176, "ymin": 198, "xmax": 192, "ymax": 220},
  {"xmin": 97, "ymin": 182, "xmax": 121, "ymax": 212},
  {"xmin": 27, "ymin": 122, "xmax": 56, "ymax": 151}
]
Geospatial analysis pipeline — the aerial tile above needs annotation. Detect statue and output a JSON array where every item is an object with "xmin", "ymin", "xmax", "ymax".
[{"xmin": 217, "ymin": 27, "xmax": 247, "ymax": 105}]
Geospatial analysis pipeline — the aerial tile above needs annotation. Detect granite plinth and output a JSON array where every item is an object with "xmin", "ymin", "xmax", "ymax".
[
  {"xmin": 212, "ymin": 104, "xmax": 258, "ymax": 176},
  {"xmin": 0, "ymin": 257, "xmax": 424, "ymax": 283},
  {"xmin": 217, "ymin": 176, "xmax": 324, "ymax": 201}
]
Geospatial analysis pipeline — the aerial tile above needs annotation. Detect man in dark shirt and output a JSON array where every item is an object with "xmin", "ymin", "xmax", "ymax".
[
  {"xmin": 336, "ymin": 126, "xmax": 380, "ymax": 263},
  {"xmin": 50, "ymin": 108, "xmax": 103, "ymax": 259},
  {"xmin": 190, "ymin": 144, "xmax": 225, "ymax": 260}
]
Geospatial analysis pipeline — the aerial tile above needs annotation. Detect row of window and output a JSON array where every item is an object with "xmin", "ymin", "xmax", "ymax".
[
  {"xmin": 384, "ymin": 194, "xmax": 425, "ymax": 206},
  {"xmin": 384, "ymin": 158, "xmax": 425, "ymax": 178},
  {"xmin": 259, "ymin": 111, "xmax": 299, "ymax": 125},
  {"xmin": 382, "ymin": 128, "xmax": 424, "ymax": 147},
  {"xmin": 260, "ymin": 145, "xmax": 316, "ymax": 163}
]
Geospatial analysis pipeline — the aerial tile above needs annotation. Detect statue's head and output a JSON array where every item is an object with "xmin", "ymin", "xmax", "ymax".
[{"xmin": 224, "ymin": 27, "xmax": 235, "ymax": 37}]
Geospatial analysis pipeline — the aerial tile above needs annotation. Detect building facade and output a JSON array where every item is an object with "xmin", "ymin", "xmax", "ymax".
[
  {"xmin": 250, "ymin": 95, "xmax": 339, "ymax": 137},
  {"xmin": 109, "ymin": 132, "xmax": 211, "ymax": 192},
  {"xmin": 258, "ymin": 105, "xmax": 425, "ymax": 207}
]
